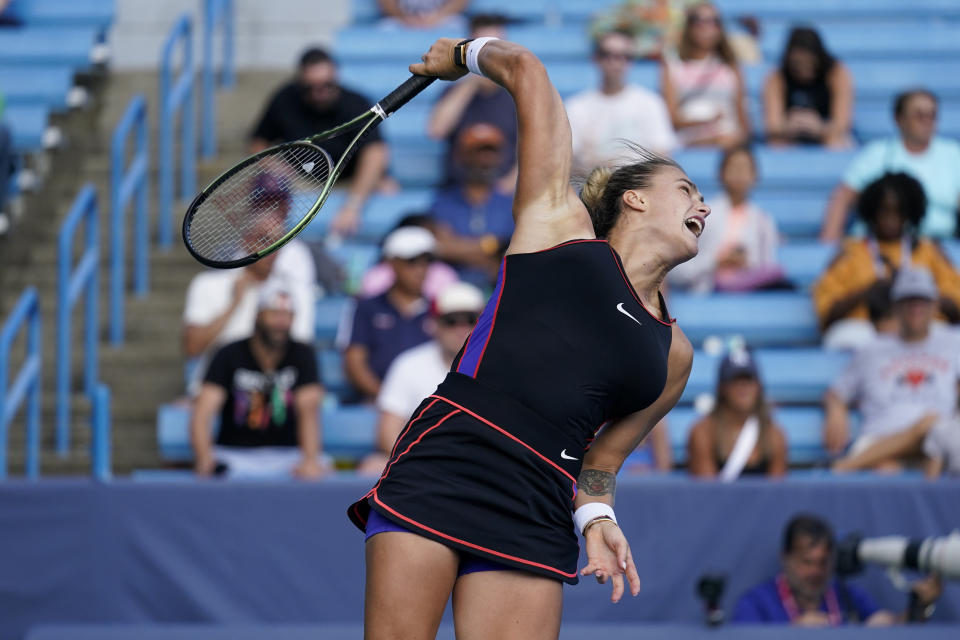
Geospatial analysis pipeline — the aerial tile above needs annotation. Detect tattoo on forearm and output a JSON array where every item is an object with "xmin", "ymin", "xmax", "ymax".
[{"xmin": 579, "ymin": 469, "xmax": 616, "ymax": 496}]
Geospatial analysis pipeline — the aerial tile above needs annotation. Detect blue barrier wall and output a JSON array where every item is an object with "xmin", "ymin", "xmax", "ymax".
[{"xmin": 0, "ymin": 478, "xmax": 958, "ymax": 639}]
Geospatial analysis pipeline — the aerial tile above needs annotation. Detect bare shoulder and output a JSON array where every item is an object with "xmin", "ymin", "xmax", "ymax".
[{"xmin": 668, "ymin": 324, "xmax": 694, "ymax": 377}]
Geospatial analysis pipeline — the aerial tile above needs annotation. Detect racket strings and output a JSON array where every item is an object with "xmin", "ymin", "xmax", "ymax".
[{"xmin": 187, "ymin": 144, "xmax": 332, "ymax": 263}]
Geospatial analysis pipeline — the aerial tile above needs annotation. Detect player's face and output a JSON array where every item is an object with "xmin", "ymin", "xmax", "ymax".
[
  {"xmin": 783, "ymin": 538, "xmax": 832, "ymax": 599},
  {"xmin": 640, "ymin": 166, "xmax": 710, "ymax": 262}
]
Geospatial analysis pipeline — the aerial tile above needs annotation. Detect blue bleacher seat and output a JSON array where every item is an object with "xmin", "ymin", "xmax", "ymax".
[
  {"xmin": 315, "ymin": 296, "xmax": 351, "ymax": 344},
  {"xmin": 778, "ymin": 242, "xmax": 837, "ymax": 289},
  {"xmin": 942, "ymin": 240, "xmax": 960, "ymax": 267},
  {"xmin": 666, "ymin": 406, "xmax": 828, "ymax": 465},
  {"xmin": 0, "ymin": 27, "xmax": 103, "ymax": 68},
  {"xmin": 716, "ymin": 0, "xmax": 960, "ymax": 19},
  {"xmin": 680, "ymin": 348, "xmax": 849, "ymax": 405},
  {"xmin": 674, "ymin": 147, "xmax": 855, "ymax": 191},
  {"xmin": 0, "ymin": 66, "xmax": 75, "ymax": 110},
  {"xmin": 11, "ymin": 0, "xmax": 114, "ymax": 31},
  {"xmin": 318, "ymin": 349, "xmax": 349, "ymax": 398},
  {"xmin": 752, "ymin": 192, "xmax": 829, "ymax": 238},
  {"xmin": 349, "ymin": 0, "xmax": 552, "ymax": 23},
  {"xmin": 302, "ymin": 189, "xmax": 435, "ymax": 242},
  {"xmin": 4, "ymin": 104, "xmax": 49, "ymax": 152},
  {"xmin": 670, "ymin": 292, "xmax": 819, "ymax": 347},
  {"xmin": 744, "ymin": 61, "xmax": 960, "ymax": 100},
  {"xmin": 759, "ymin": 22, "xmax": 960, "ymax": 61}
]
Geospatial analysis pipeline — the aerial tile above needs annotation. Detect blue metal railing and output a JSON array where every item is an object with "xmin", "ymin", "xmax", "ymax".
[
  {"xmin": 201, "ymin": 0, "xmax": 235, "ymax": 159},
  {"xmin": 159, "ymin": 12, "xmax": 195, "ymax": 249},
  {"xmin": 0, "ymin": 287, "xmax": 42, "ymax": 479},
  {"xmin": 92, "ymin": 383, "xmax": 111, "ymax": 480},
  {"xmin": 57, "ymin": 185, "xmax": 99, "ymax": 455},
  {"xmin": 109, "ymin": 94, "xmax": 149, "ymax": 346}
]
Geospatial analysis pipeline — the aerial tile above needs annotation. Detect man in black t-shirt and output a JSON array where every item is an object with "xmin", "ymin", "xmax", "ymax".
[
  {"xmin": 249, "ymin": 47, "xmax": 389, "ymax": 235},
  {"xmin": 190, "ymin": 280, "xmax": 326, "ymax": 478}
]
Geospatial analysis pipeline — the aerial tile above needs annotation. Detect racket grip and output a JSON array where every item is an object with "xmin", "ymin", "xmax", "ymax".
[{"xmin": 377, "ymin": 75, "xmax": 437, "ymax": 117}]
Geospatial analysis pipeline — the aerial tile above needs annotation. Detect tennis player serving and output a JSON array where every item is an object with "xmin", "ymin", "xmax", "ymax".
[{"xmin": 349, "ymin": 37, "xmax": 706, "ymax": 639}]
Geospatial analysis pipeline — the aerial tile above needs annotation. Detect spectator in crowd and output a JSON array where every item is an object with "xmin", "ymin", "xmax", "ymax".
[
  {"xmin": 825, "ymin": 267, "xmax": 960, "ymax": 473},
  {"xmin": 190, "ymin": 281, "xmax": 327, "ymax": 479},
  {"xmin": 427, "ymin": 14, "xmax": 517, "ymax": 192},
  {"xmin": 430, "ymin": 123, "xmax": 513, "ymax": 288},
  {"xmin": 377, "ymin": 0, "xmax": 468, "ymax": 30},
  {"xmin": 621, "ymin": 421, "xmax": 673, "ymax": 474},
  {"xmin": 732, "ymin": 514, "xmax": 941, "ymax": 625},
  {"xmin": 763, "ymin": 27, "xmax": 853, "ymax": 148},
  {"xmin": 813, "ymin": 172, "xmax": 960, "ymax": 351},
  {"xmin": 669, "ymin": 145, "xmax": 787, "ymax": 293},
  {"xmin": 339, "ymin": 226, "xmax": 434, "ymax": 401},
  {"xmin": 566, "ymin": 28, "xmax": 677, "ymax": 175},
  {"xmin": 821, "ymin": 89, "xmax": 960, "ymax": 241},
  {"xmin": 358, "ymin": 281, "xmax": 485, "ymax": 475},
  {"xmin": 688, "ymin": 348, "xmax": 788, "ymax": 479},
  {"xmin": 249, "ymin": 47, "xmax": 389, "ymax": 235},
  {"xmin": 661, "ymin": 2, "xmax": 750, "ymax": 148},
  {"xmin": 866, "ymin": 280, "xmax": 898, "ymax": 337},
  {"xmin": 360, "ymin": 214, "xmax": 459, "ymax": 300},
  {"xmin": 0, "ymin": 0, "xmax": 21, "ymax": 25}
]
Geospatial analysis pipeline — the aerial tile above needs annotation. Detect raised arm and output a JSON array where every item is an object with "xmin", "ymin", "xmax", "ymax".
[{"xmin": 410, "ymin": 39, "xmax": 593, "ymax": 253}]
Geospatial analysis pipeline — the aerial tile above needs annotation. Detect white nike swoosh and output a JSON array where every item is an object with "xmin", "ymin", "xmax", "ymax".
[
  {"xmin": 616, "ymin": 302, "xmax": 643, "ymax": 326},
  {"xmin": 560, "ymin": 449, "xmax": 578, "ymax": 461}
]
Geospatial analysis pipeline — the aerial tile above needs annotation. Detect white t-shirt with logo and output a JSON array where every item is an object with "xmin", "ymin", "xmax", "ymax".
[
  {"xmin": 831, "ymin": 331, "xmax": 960, "ymax": 438},
  {"xmin": 377, "ymin": 341, "xmax": 449, "ymax": 421},
  {"xmin": 566, "ymin": 85, "xmax": 678, "ymax": 171}
]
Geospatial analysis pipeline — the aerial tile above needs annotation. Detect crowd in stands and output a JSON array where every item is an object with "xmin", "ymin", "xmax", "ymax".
[{"xmin": 173, "ymin": 1, "xmax": 960, "ymax": 487}]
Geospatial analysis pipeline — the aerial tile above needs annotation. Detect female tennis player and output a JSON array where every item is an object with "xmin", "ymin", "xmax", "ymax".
[{"xmin": 349, "ymin": 37, "xmax": 707, "ymax": 639}]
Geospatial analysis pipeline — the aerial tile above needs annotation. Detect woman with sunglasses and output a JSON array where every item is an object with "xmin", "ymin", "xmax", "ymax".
[
  {"xmin": 661, "ymin": 2, "xmax": 750, "ymax": 148},
  {"xmin": 350, "ymin": 36, "xmax": 706, "ymax": 639}
]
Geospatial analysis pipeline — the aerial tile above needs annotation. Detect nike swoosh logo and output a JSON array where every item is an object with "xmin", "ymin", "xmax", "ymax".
[
  {"xmin": 560, "ymin": 449, "xmax": 578, "ymax": 461},
  {"xmin": 616, "ymin": 302, "xmax": 642, "ymax": 326}
]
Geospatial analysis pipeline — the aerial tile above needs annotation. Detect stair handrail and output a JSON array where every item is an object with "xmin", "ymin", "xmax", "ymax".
[
  {"xmin": 109, "ymin": 94, "xmax": 149, "ymax": 346},
  {"xmin": 201, "ymin": 0, "xmax": 235, "ymax": 159},
  {"xmin": 56, "ymin": 184, "xmax": 99, "ymax": 455},
  {"xmin": 158, "ymin": 12, "xmax": 196, "ymax": 249},
  {"xmin": 0, "ymin": 287, "xmax": 42, "ymax": 479}
]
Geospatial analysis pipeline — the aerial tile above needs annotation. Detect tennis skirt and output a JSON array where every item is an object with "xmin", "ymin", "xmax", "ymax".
[{"xmin": 348, "ymin": 372, "xmax": 585, "ymax": 584}]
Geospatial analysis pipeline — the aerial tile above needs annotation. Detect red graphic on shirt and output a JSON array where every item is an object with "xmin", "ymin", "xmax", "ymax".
[{"xmin": 900, "ymin": 369, "xmax": 931, "ymax": 388}]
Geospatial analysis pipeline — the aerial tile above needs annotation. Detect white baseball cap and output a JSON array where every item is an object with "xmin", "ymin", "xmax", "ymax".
[
  {"xmin": 256, "ymin": 278, "xmax": 296, "ymax": 313},
  {"xmin": 434, "ymin": 282, "xmax": 485, "ymax": 316},
  {"xmin": 892, "ymin": 267, "xmax": 937, "ymax": 302},
  {"xmin": 382, "ymin": 226, "xmax": 436, "ymax": 260}
]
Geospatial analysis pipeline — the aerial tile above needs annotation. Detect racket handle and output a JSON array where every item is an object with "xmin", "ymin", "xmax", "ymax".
[{"xmin": 377, "ymin": 75, "xmax": 437, "ymax": 117}]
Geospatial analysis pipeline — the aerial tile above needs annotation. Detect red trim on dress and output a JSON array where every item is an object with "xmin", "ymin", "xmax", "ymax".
[
  {"xmin": 372, "ymin": 493, "xmax": 579, "ymax": 580},
  {"xmin": 471, "ymin": 257, "xmax": 507, "ymax": 377},
  {"xmin": 373, "ymin": 407, "xmax": 460, "ymax": 495},
  {"xmin": 389, "ymin": 398, "xmax": 440, "ymax": 460},
  {"xmin": 431, "ymin": 394, "xmax": 578, "ymax": 500},
  {"xmin": 605, "ymin": 244, "xmax": 675, "ymax": 326}
]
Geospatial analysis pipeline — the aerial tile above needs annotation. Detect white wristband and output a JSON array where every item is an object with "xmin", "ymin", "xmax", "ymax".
[
  {"xmin": 574, "ymin": 502, "xmax": 617, "ymax": 536},
  {"xmin": 466, "ymin": 37, "xmax": 498, "ymax": 76}
]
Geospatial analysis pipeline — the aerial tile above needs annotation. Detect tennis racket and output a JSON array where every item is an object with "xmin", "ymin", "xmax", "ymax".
[{"xmin": 182, "ymin": 74, "xmax": 436, "ymax": 268}]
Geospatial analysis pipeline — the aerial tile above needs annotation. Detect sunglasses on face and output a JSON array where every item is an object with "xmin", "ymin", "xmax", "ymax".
[
  {"xmin": 401, "ymin": 253, "xmax": 435, "ymax": 266},
  {"xmin": 438, "ymin": 312, "xmax": 479, "ymax": 327},
  {"xmin": 907, "ymin": 109, "xmax": 938, "ymax": 121},
  {"xmin": 596, "ymin": 49, "xmax": 634, "ymax": 61},
  {"xmin": 300, "ymin": 81, "xmax": 337, "ymax": 94},
  {"xmin": 690, "ymin": 15, "xmax": 721, "ymax": 26}
]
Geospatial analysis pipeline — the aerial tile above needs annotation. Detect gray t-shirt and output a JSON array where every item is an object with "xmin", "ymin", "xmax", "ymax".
[{"xmin": 831, "ymin": 330, "xmax": 960, "ymax": 438}]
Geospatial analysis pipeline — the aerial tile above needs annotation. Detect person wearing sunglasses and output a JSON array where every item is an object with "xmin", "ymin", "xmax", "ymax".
[
  {"xmin": 358, "ymin": 281, "xmax": 485, "ymax": 476},
  {"xmin": 661, "ymin": 2, "xmax": 750, "ymax": 148},
  {"xmin": 566, "ymin": 28, "xmax": 677, "ymax": 175},
  {"xmin": 821, "ymin": 89, "xmax": 960, "ymax": 241}
]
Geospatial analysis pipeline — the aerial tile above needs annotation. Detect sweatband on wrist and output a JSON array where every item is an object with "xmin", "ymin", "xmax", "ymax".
[
  {"xmin": 466, "ymin": 37, "xmax": 498, "ymax": 76},
  {"xmin": 574, "ymin": 502, "xmax": 617, "ymax": 535}
]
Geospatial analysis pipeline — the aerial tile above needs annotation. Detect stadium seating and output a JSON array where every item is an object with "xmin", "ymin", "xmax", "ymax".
[
  {"xmin": 4, "ymin": 104, "xmax": 51, "ymax": 152},
  {"xmin": 0, "ymin": 27, "xmax": 104, "ymax": 68},
  {"xmin": 7, "ymin": 0, "xmax": 114, "ymax": 31},
  {"xmin": 670, "ymin": 292, "xmax": 819, "ymax": 347},
  {"xmin": 0, "ymin": 66, "xmax": 78, "ymax": 110}
]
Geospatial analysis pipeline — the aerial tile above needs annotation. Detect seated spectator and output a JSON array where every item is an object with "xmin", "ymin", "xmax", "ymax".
[
  {"xmin": 377, "ymin": 0, "xmax": 467, "ymax": 31},
  {"xmin": 0, "ymin": 0, "xmax": 21, "ymax": 25},
  {"xmin": 360, "ymin": 214, "xmax": 459, "ymax": 300},
  {"xmin": 190, "ymin": 281, "xmax": 327, "ymax": 479},
  {"xmin": 430, "ymin": 123, "xmax": 514, "ymax": 288},
  {"xmin": 339, "ymin": 227, "xmax": 434, "ymax": 401},
  {"xmin": 669, "ymin": 146, "xmax": 787, "ymax": 293},
  {"xmin": 661, "ymin": 2, "xmax": 750, "ymax": 148},
  {"xmin": 621, "ymin": 420, "xmax": 673, "ymax": 474},
  {"xmin": 732, "ymin": 514, "xmax": 940, "ymax": 625},
  {"xmin": 763, "ymin": 27, "xmax": 853, "ymax": 148},
  {"xmin": 821, "ymin": 89, "xmax": 960, "ymax": 240},
  {"xmin": 566, "ymin": 28, "xmax": 677, "ymax": 174},
  {"xmin": 688, "ymin": 348, "xmax": 788, "ymax": 479},
  {"xmin": 358, "ymin": 281, "xmax": 485, "ymax": 475},
  {"xmin": 182, "ymin": 245, "xmax": 316, "ymax": 394},
  {"xmin": 813, "ymin": 172, "xmax": 960, "ymax": 351},
  {"xmin": 825, "ymin": 268, "xmax": 960, "ymax": 472},
  {"xmin": 427, "ymin": 14, "xmax": 517, "ymax": 192},
  {"xmin": 249, "ymin": 47, "xmax": 389, "ymax": 235}
]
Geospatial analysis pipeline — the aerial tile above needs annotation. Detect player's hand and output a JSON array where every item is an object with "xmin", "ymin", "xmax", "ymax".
[
  {"xmin": 581, "ymin": 520, "xmax": 641, "ymax": 603},
  {"xmin": 410, "ymin": 38, "xmax": 469, "ymax": 81}
]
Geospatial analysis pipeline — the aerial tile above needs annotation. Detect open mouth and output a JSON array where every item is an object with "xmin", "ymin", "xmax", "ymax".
[{"xmin": 684, "ymin": 216, "xmax": 705, "ymax": 238}]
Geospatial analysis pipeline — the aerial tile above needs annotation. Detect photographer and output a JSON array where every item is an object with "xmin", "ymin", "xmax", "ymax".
[{"xmin": 732, "ymin": 514, "xmax": 941, "ymax": 626}]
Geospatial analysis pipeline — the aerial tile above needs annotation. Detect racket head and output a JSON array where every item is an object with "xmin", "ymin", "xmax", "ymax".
[{"xmin": 182, "ymin": 141, "xmax": 335, "ymax": 269}]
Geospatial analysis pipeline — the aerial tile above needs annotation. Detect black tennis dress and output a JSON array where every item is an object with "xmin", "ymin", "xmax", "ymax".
[{"xmin": 348, "ymin": 239, "xmax": 675, "ymax": 584}]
